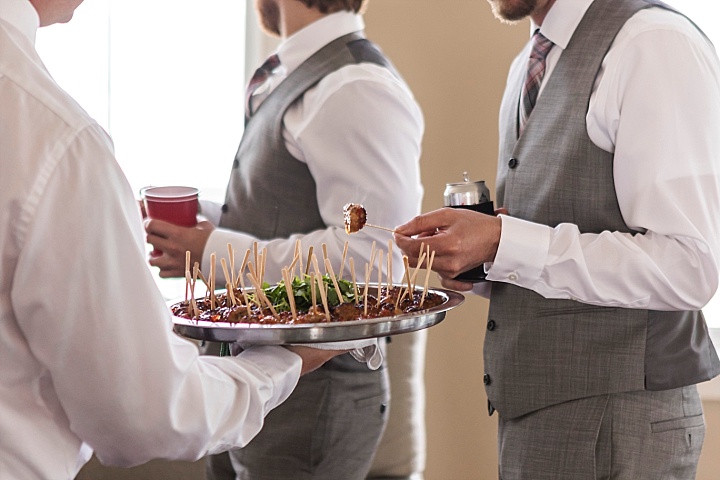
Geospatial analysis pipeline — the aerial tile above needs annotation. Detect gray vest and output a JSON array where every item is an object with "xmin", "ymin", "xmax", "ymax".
[
  {"xmin": 219, "ymin": 32, "xmax": 395, "ymax": 372},
  {"xmin": 219, "ymin": 32, "xmax": 396, "ymax": 239},
  {"xmin": 487, "ymin": 0, "xmax": 720, "ymax": 419}
]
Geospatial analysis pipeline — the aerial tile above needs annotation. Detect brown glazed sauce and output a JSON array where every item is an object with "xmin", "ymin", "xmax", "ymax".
[{"xmin": 172, "ymin": 286, "xmax": 444, "ymax": 325}]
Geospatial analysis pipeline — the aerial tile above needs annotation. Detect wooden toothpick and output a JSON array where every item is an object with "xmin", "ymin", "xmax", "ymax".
[{"xmin": 364, "ymin": 223, "xmax": 395, "ymax": 233}]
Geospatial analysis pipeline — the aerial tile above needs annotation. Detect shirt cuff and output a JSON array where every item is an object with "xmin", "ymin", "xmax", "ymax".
[
  {"xmin": 235, "ymin": 345, "xmax": 301, "ymax": 409},
  {"xmin": 485, "ymin": 214, "xmax": 551, "ymax": 286}
]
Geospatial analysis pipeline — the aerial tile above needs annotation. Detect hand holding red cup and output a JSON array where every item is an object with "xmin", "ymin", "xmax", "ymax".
[{"xmin": 141, "ymin": 186, "xmax": 199, "ymax": 256}]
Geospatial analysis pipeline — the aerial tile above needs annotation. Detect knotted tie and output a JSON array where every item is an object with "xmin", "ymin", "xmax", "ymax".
[
  {"xmin": 245, "ymin": 53, "xmax": 281, "ymax": 121},
  {"xmin": 519, "ymin": 30, "xmax": 553, "ymax": 135}
]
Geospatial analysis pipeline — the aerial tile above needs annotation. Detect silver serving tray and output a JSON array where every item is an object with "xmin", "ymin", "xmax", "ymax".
[{"xmin": 171, "ymin": 287, "xmax": 464, "ymax": 345}]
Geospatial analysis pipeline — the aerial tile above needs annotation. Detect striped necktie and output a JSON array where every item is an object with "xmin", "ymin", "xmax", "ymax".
[
  {"xmin": 519, "ymin": 30, "xmax": 553, "ymax": 135},
  {"xmin": 245, "ymin": 54, "xmax": 281, "ymax": 121}
]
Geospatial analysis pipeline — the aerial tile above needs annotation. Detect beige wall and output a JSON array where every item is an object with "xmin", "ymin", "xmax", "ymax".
[
  {"xmin": 364, "ymin": 1, "xmax": 720, "ymax": 479},
  {"xmin": 362, "ymin": 3, "xmax": 516, "ymax": 478}
]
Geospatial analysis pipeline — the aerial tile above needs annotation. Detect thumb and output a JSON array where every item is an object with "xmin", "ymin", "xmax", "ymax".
[
  {"xmin": 394, "ymin": 208, "xmax": 450, "ymax": 237},
  {"xmin": 495, "ymin": 207, "xmax": 509, "ymax": 216},
  {"xmin": 144, "ymin": 218, "xmax": 181, "ymax": 237}
]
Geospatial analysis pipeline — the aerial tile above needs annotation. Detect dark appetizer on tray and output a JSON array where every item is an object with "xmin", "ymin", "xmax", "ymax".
[{"xmin": 171, "ymin": 226, "xmax": 442, "ymax": 327}]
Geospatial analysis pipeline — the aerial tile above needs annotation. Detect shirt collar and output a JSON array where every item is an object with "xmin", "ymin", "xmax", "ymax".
[
  {"xmin": 532, "ymin": 0, "xmax": 593, "ymax": 50},
  {"xmin": 276, "ymin": 11, "xmax": 365, "ymax": 76},
  {"xmin": 0, "ymin": 0, "xmax": 40, "ymax": 44}
]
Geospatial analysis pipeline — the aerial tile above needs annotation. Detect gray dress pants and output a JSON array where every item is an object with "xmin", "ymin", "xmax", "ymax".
[
  {"xmin": 206, "ymin": 352, "xmax": 389, "ymax": 480},
  {"xmin": 497, "ymin": 385, "xmax": 705, "ymax": 479}
]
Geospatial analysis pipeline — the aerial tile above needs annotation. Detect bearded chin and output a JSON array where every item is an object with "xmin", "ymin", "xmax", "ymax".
[
  {"xmin": 258, "ymin": 0, "xmax": 281, "ymax": 36},
  {"xmin": 488, "ymin": 0, "xmax": 536, "ymax": 23}
]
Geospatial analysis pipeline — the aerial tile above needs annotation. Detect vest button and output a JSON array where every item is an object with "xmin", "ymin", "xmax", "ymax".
[
  {"xmin": 483, "ymin": 373, "xmax": 491, "ymax": 385},
  {"xmin": 232, "ymin": 159, "xmax": 239, "ymax": 168},
  {"xmin": 221, "ymin": 204, "xmax": 229, "ymax": 213},
  {"xmin": 487, "ymin": 320, "xmax": 496, "ymax": 331},
  {"xmin": 508, "ymin": 157, "xmax": 518, "ymax": 169}
]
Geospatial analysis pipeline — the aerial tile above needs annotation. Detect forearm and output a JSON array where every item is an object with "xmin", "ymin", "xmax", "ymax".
[{"xmin": 489, "ymin": 215, "xmax": 719, "ymax": 311}]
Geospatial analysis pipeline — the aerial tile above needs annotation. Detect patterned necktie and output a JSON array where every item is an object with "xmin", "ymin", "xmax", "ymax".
[
  {"xmin": 245, "ymin": 53, "xmax": 281, "ymax": 121},
  {"xmin": 519, "ymin": 30, "xmax": 554, "ymax": 135}
]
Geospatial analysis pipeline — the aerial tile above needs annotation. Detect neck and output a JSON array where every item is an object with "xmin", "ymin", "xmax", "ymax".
[
  {"xmin": 530, "ymin": 0, "xmax": 557, "ymax": 26},
  {"xmin": 279, "ymin": 1, "xmax": 328, "ymax": 38}
]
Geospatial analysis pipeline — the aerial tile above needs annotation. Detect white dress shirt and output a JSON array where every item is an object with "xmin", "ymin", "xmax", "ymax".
[
  {"xmin": 487, "ymin": 0, "xmax": 720, "ymax": 312},
  {"xmin": 0, "ymin": 1, "xmax": 301, "ymax": 478},
  {"xmin": 202, "ymin": 11, "xmax": 424, "ymax": 284}
]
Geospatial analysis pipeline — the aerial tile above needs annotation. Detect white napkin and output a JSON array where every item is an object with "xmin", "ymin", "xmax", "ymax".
[
  {"xmin": 295, "ymin": 338, "xmax": 384, "ymax": 370},
  {"xmin": 232, "ymin": 338, "xmax": 384, "ymax": 370}
]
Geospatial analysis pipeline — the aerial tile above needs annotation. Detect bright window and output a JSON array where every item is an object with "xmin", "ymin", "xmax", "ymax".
[
  {"xmin": 35, "ymin": 0, "xmax": 246, "ymax": 203},
  {"xmin": 36, "ymin": 0, "xmax": 247, "ymax": 299}
]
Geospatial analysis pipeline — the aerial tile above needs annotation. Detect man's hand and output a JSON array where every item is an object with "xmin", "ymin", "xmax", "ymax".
[
  {"xmin": 437, "ymin": 276, "xmax": 476, "ymax": 292},
  {"xmin": 283, "ymin": 346, "xmax": 346, "ymax": 375},
  {"xmin": 145, "ymin": 219, "xmax": 215, "ymax": 278},
  {"xmin": 393, "ymin": 207, "xmax": 502, "ymax": 281}
]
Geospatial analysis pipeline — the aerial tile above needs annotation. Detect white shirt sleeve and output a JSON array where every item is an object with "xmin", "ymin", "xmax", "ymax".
[
  {"xmin": 488, "ymin": 11, "xmax": 720, "ymax": 311},
  {"xmin": 11, "ymin": 125, "xmax": 301, "ymax": 465},
  {"xmin": 203, "ymin": 63, "xmax": 424, "ymax": 284},
  {"xmin": 199, "ymin": 199, "xmax": 223, "ymax": 225}
]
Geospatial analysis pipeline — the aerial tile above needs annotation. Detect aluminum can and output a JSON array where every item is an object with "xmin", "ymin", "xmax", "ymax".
[
  {"xmin": 443, "ymin": 173, "xmax": 494, "ymax": 282},
  {"xmin": 444, "ymin": 181, "xmax": 492, "ymax": 209}
]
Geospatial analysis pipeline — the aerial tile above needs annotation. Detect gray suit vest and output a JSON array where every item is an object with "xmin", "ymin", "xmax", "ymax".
[
  {"xmin": 219, "ymin": 32, "xmax": 396, "ymax": 240},
  {"xmin": 219, "ymin": 32, "xmax": 396, "ymax": 373},
  {"xmin": 487, "ymin": 0, "xmax": 720, "ymax": 419}
]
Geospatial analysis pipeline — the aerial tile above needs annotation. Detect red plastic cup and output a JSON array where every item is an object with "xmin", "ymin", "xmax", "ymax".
[{"xmin": 142, "ymin": 186, "xmax": 199, "ymax": 256}]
